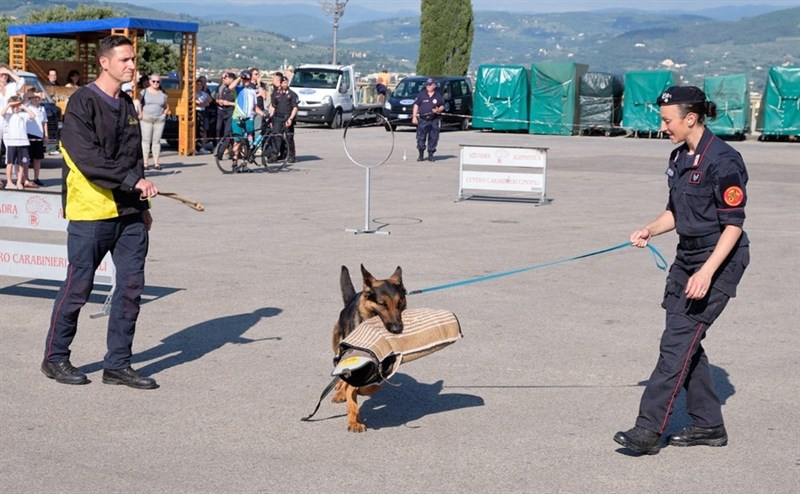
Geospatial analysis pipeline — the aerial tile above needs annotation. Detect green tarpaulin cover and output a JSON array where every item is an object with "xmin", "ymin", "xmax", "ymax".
[
  {"xmin": 472, "ymin": 65, "xmax": 529, "ymax": 131},
  {"xmin": 579, "ymin": 72, "xmax": 623, "ymax": 132},
  {"xmin": 622, "ymin": 70, "xmax": 676, "ymax": 132},
  {"xmin": 757, "ymin": 66, "xmax": 800, "ymax": 136},
  {"xmin": 705, "ymin": 74, "xmax": 750, "ymax": 136},
  {"xmin": 529, "ymin": 62, "xmax": 588, "ymax": 135}
]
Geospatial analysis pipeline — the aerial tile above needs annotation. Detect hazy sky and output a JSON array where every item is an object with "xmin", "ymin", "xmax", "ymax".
[{"xmin": 102, "ymin": 0, "xmax": 800, "ymax": 13}]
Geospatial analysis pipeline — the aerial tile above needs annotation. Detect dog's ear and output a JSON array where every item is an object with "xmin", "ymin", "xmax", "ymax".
[
  {"xmin": 389, "ymin": 266, "xmax": 403, "ymax": 285},
  {"xmin": 340, "ymin": 266, "xmax": 356, "ymax": 305},
  {"xmin": 361, "ymin": 264, "xmax": 376, "ymax": 289}
]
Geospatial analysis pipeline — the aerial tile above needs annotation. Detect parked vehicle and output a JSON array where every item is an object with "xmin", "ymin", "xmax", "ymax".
[
  {"xmin": 383, "ymin": 75, "xmax": 473, "ymax": 131},
  {"xmin": 291, "ymin": 64, "xmax": 382, "ymax": 128},
  {"xmin": 19, "ymin": 71, "xmax": 63, "ymax": 150}
]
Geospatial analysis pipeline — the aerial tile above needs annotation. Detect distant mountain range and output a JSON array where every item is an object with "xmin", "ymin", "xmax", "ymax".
[{"xmin": 3, "ymin": 1, "xmax": 798, "ymax": 92}]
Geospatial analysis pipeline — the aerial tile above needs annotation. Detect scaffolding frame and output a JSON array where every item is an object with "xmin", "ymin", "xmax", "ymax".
[{"xmin": 8, "ymin": 18, "xmax": 200, "ymax": 156}]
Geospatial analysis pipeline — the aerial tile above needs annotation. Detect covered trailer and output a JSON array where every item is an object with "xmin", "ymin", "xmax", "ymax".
[
  {"xmin": 472, "ymin": 64, "xmax": 529, "ymax": 131},
  {"xmin": 622, "ymin": 70, "xmax": 676, "ymax": 134},
  {"xmin": 579, "ymin": 72, "xmax": 624, "ymax": 135},
  {"xmin": 528, "ymin": 62, "xmax": 588, "ymax": 135},
  {"xmin": 757, "ymin": 66, "xmax": 800, "ymax": 138},
  {"xmin": 704, "ymin": 74, "xmax": 750, "ymax": 138}
]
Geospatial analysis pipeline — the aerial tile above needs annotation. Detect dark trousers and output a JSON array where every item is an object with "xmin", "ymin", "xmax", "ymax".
[
  {"xmin": 217, "ymin": 109, "xmax": 232, "ymax": 142},
  {"xmin": 635, "ymin": 298, "xmax": 727, "ymax": 434},
  {"xmin": 416, "ymin": 117, "xmax": 440, "ymax": 153},
  {"xmin": 274, "ymin": 115, "xmax": 296, "ymax": 158},
  {"xmin": 634, "ymin": 244, "xmax": 748, "ymax": 434},
  {"xmin": 44, "ymin": 214, "xmax": 149, "ymax": 369}
]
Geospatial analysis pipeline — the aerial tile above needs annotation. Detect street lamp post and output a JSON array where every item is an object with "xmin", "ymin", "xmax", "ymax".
[{"xmin": 319, "ymin": 0, "xmax": 348, "ymax": 64}]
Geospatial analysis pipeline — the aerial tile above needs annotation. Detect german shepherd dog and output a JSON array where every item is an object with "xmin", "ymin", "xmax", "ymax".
[{"xmin": 332, "ymin": 265, "xmax": 406, "ymax": 432}]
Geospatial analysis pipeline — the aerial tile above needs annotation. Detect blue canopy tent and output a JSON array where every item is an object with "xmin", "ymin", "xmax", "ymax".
[{"xmin": 8, "ymin": 18, "xmax": 200, "ymax": 155}]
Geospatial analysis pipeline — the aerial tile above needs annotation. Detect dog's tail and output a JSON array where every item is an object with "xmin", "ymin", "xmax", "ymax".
[{"xmin": 340, "ymin": 266, "xmax": 357, "ymax": 306}]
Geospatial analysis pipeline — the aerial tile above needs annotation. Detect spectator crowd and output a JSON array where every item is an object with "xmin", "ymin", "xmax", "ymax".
[
  {"xmin": 0, "ymin": 64, "xmax": 301, "ymax": 182},
  {"xmin": 132, "ymin": 66, "xmax": 298, "ymax": 158}
]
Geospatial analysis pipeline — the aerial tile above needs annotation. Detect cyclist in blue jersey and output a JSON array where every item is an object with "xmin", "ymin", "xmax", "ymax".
[{"xmin": 228, "ymin": 70, "xmax": 265, "ymax": 167}]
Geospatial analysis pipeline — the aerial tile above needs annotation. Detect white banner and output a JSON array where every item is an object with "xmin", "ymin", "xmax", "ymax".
[
  {"xmin": 461, "ymin": 171, "xmax": 543, "ymax": 192},
  {"xmin": 0, "ymin": 240, "xmax": 115, "ymax": 285},
  {"xmin": 0, "ymin": 189, "xmax": 66, "ymax": 231},
  {"xmin": 460, "ymin": 146, "xmax": 547, "ymax": 168}
]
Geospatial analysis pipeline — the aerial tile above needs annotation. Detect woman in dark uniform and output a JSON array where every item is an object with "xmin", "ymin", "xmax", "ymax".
[{"xmin": 614, "ymin": 86, "xmax": 750, "ymax": 455}]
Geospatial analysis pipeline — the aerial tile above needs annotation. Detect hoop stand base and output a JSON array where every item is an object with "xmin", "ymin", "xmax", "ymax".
[
  {"xmin": 345, "ymin": 166, "xmax": 390, "ymax": 235},
  {"xmin": 345, "ymin": 227, "xmax": 390, "ymax": 235}
]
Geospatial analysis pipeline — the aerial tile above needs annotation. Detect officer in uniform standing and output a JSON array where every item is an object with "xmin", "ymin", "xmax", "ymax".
[
  {"xmin": 411, "ymin": 78, "xmax": 444, "ymax": 162},
  {"xmin": 215, "ymin": 72, "xmax": 236, "ymax": 140},
  {"xmin": 268, "ymin": 76, "xmax": 298, "ymax": 163},
  {"xmin": 614, "ymin": 86, "xmax": 750, "ymax": 455}
]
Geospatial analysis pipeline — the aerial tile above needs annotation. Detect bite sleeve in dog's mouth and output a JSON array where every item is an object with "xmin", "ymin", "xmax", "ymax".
[{"xmin": 333, "ymin": 308, "xmax": 462, "ymax": 387}]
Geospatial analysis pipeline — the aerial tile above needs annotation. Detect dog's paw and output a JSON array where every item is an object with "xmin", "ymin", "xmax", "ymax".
[{"xmin": 347, "ymin": 421, "xmax": 368, "ymax": 433}]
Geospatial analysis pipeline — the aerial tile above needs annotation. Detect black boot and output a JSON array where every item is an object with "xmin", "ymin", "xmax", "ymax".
[
  {"xmin": 668, "ymin": 425, "xmax": 728, "ymax": 447},
  {"xmin": 103, "ymin": 366, "xmax": 159, "ymax": 390},
  {"xmin": 417, "ymin": 150, "xmax": 425, "ymax": 162},
  {"xmin": 41, "ymin": 360, "xmax": 90, "ymax": 385},
  {"xmin": 613, "ymin": 426, "xmax": 661, "ymax": 455},
  {"xmin": 427, "ymin": 151, "xmax": 435, "ymax": 162}
]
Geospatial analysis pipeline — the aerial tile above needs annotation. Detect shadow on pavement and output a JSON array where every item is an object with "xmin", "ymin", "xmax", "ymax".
[
  {"xmin": 0, "ymin": 279, "xmax": 182, "ymax": 306},
  {"xmin": 360, "ymin": 373, "xmax": 485, "ymax": 430},
  {"xmin": 79, "ymin": 306, "xmax": 282, "ymax": 375}
]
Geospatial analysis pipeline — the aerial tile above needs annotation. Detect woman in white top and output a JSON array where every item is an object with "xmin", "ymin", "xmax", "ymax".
[
  {"xmin": 0, "ymin": 64, "xmax": 26, "ymax": 164},
  {"xmin": 138, "ymin": 74, "xmax": 170, "ymax": 170}
]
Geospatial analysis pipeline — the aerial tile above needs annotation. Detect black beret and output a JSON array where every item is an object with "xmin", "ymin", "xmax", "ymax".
[{"xmin": 657, "ymin": 85, "xmax": 706, "ymax": 106}]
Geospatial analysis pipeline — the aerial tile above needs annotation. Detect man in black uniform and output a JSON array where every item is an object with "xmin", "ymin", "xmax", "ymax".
[
  {"xmin": 216, "ymin": 72, "xmax": 236, "ymax": 140},
  {"xmin": 614, "ymin": 86, "xmax": 750, "ymax": 455},
  {"xmin": 411, "ymin": 78, "xmax": 444, "ymax": 162},
  {"xmin": 41, "ymin": 35, "xmax": 159, "ymax": 390},
  {"xmin": 269, "ymin": 76, "xmax": 298, "ymax": 163}
]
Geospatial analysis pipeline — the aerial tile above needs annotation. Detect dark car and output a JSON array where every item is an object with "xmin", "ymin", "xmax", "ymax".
[{"xmin": 383, "ymin": 75, "xmax": 473, "ymax": 131}]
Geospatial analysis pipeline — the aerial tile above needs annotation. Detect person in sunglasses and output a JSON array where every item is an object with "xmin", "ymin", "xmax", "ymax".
[
  {"xmin": 138, "ymin": 74, "xmax": 169, "ymax": 170},
  {"xmin": 227, "ymin": 70, "xmax": 266, "ymax": 171}
]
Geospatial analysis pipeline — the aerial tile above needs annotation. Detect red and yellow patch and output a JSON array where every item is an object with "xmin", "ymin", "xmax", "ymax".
[{"xmin": 724, "ymin": 186, "xmax": 744, "ymax": 207}]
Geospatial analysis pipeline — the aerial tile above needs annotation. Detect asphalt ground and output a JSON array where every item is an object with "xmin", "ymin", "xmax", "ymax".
[{"xmin": 1, "ymin": 125, "xmax": 798, "ymax": 493}]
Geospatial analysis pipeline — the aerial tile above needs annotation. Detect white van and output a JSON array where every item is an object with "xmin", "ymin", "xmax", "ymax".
[{"xmin": 291, "ymin": 64, "xmax": 380, "ymax": 128}]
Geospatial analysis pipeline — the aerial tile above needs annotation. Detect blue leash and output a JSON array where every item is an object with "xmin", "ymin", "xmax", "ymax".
[{"xmin": 407, "ymin": 242, "xmax": 668, "ymax": 296}]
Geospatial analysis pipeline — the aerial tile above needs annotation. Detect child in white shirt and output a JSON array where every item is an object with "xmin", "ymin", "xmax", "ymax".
[
  {"xmin": 2, "ymin": 95, "xmax": 37, "ymax": 189},
  {"xmin": 25, "ymin": 89, "xmax": 48, "ymax": 186}
]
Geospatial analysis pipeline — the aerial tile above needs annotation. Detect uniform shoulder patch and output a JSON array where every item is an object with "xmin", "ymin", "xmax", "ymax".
[{"xmin": 724, "ymin": 186, "xmax": 744, "ymax": 207}]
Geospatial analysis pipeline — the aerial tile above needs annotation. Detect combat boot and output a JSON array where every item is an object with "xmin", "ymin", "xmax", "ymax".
[
  {"xmin": 668, "ymin": 425, "xmax": 728, "ymax": 447},
  {"xmin": 613, "ymin": 426, "xmax": 661, "ymax": 455}
]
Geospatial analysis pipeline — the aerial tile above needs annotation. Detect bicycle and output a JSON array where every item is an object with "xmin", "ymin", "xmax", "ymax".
[{"xmin": 214, "ymin": 117, "xmax": 289, "ymax": 174}]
